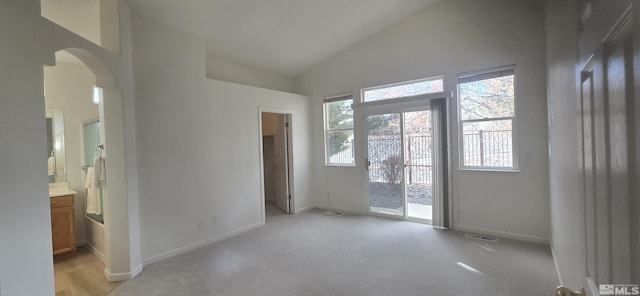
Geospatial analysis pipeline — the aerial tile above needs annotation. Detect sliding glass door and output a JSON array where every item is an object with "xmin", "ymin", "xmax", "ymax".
[
  {"xmin": 403, "ymin": 110, "xmax": 433, "ymax": 222},
  {"xmin": 367, "ymin": 113, "xmax": 404, "ymax": 216},
  {"xmin": 366, "ymin": 107, "xmax": 438, "ymax": 224}
]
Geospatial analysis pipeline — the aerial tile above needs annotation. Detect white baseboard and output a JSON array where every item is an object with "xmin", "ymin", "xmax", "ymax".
[
  {"xmin": 549, "ymin": 240, "xmax": 563, "ymax": 285},
  {"xmin": 86, "ymin": 241, "xmax": 106, "ymax": 263},
  {"xmin": 104, "ymin": 268, "xmax": 132, "ymax": 282},
  {"xmin": 102, "ymin": 262, "xmax": 142, "ymax": 282},
  {"xmin": 142, "ymin": 221, "xmax": 265, "ymax": 266},
  {"xmin": 453, "ymin": 224, "xmax": 549, "ymax": 244},
  {"xmin": 130, "ymin": 264, "xmax": 143, "ymax": 279},
  {"xmin": 295, "ymin": 203, "xmax": 317, "ymax": 214}
]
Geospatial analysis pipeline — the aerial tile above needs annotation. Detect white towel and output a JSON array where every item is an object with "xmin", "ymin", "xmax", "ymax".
[
  {"xmin": 85, "ymin": 167, "xmax": 98, "ymax": 214},
  {"xmin": 85, "ymin": 167, "xmax": 94, "ymax": 189},
  {"xmin": 96, "ymin": 188, "xmax": 102, "ymax": 215},
  {"xmin": 47, "ymin": 156, "xmax": 56, "ymax": 176},
  {"xmin": 92, "ymin": 155, "xmax": 106, "ymax": 187}
]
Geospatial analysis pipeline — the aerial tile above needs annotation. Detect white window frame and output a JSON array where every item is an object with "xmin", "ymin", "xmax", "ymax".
[
  {"xmin": 361, "ymin": 76, "xmax": 444, "ymax": 103},
  {"xmin": 457, "ymin": 65, "xmax": 518, "ymax": 171},
  {"xmin": 323, "ymin": 93, "xmax": 355, "ymax": 166}
]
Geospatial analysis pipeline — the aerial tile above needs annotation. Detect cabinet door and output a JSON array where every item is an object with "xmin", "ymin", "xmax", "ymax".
[{"xmin": 51, "ymin": 206, "xmax": 75, "ymax": 255}]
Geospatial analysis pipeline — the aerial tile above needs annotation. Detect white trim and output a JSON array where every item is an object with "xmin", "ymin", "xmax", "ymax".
[
  {"xmin": 453, "ymin": 224, "xmax": 549, "ymax": 244},
  {"xmin": 354, "ymin": 92, "xmax": 443, "ymax": 111},
  {"xmin": 457, "ymin": 65, "xmax": 516, "ymax": 79},
  {"xmin": 142, "ymin": 221, "xmax": 265, "ymax": 266},
  {"xmin": 104, "ymin": 269, "xmax": 131, "ymax": 282},
  {"xmin": 586, "ymin": 277, "xmax": 598, "ymax": 296},
  {"xmin": 295, "ymin": 203, "xmax": 317, "ymax": 214},
  {"xmin": 323, "ymin": 92, "xmax": 353, "ymax": 103},
  {"xmin": 361, "ymin": 75, "xmax": 444, "ymax": 103},
  {"xmin": 86, "ymin": 241, "xmax": 106, "ymax": 263},
  {"xmin": 456, "ymin": 65, "xmax": 518, "ymax": 170},
  {"xmin": 323, "ymin": 96, "xmax": 355, "ymax": 166},
  {"xmin": 258, "ymin": 107, "xmax": 296, "ymax": 218},
  {"xmin": 458, "ymin": 168, "xmax": 521, "ymax": 173},
  {"xmin": 550, "ymin": 241, "xmax": 564, "ymax": 285},
  {"xmin": 324, "ymin": 163, "xmax": 356, "ymax": 167},
  {"xmin": 130, "ymin": 264, "xmax": 143, "ymax": 279}
]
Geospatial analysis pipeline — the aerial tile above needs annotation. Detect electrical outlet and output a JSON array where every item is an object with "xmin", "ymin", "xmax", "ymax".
[
  {"xmin": 197, "ymin": 219, "xmax": 204, "ymax": 230},
  {"xmin": 210, "ymin": 216, "xmax": 217, "ymax": 224}
]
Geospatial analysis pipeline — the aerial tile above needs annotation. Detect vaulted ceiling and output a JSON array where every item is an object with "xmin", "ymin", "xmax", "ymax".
[{"xmin": 125, "ymin": 0, "xmax": 443, "ymax": 77}]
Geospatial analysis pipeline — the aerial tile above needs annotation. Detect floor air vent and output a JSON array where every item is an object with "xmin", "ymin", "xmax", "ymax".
[
  {"xmin": 464, "ymin": 233, "xmax": 498, "ymax": 242},
  {"xmin": 324, "ymin": 211, "xmax": 344, "ymax": 217}
]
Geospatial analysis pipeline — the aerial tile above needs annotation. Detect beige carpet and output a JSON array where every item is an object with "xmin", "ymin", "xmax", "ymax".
[{"xmin": 111, "ymin": 205, "xmax": 557, "ymax": 296}]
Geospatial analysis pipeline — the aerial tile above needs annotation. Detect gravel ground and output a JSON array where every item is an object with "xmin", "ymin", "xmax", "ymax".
[{"xmin": 369, "ymin": 182, "xmax": 432, "ymax": 209}]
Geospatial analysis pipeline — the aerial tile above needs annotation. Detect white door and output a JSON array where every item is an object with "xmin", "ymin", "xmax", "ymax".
[
  {"xmin": 274, "ymin": 114, "xmax": 290, "ymax": 213},
  {"xmin": 576, "ymin": 3, "xmax": 638, "ymax": 294}
]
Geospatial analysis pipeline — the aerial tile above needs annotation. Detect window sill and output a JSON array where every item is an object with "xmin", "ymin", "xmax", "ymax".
[
  {"xmin": 325, "ymin": 164, "xmax": 357, "ymax": 168},
  {"xmin": 458, "ymin": 167, "xmax": 520, "ymax": 173}
]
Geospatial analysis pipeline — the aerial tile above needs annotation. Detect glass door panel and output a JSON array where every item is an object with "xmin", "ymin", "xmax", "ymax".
[
  {"xmin": 367, "ymin": 113, "xmax": 404, "ymax": 216},
  {"xmin": 404, "ymin": 110, "xmax": 433, "ymax": 222}
]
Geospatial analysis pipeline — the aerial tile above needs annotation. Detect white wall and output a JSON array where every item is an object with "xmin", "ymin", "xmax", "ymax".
[
  {"xmin": 295, "ymin": 0, "xmax": 550, "ymax": 242},
  {"xmin": 545, "ymin": 0, "xmax": 583, "ymax": 286},
  {"xmin": 131, "ymin": 17, "xmax": 313, "ymax": 263},
  {"xmin": 41, "ymin": 0, "xmax": 101, "ymax": 46},
  {"xmin": 44, "ymin": 61, "xmax": 100, "ymax": 246},
  {"xmin": 41, "ymin": 0, "xmax": 120, "ymax": 54},
  {"xmin": 0, "ymin": 2, "xmax": 56, "ymax": 295},
  {"xmin": 0, "ymin": 0, "xmax": 141, "ymax": 293},
  {"xmin": 206, "ymin": 58, "xmax": 295, "ymax": 93}
]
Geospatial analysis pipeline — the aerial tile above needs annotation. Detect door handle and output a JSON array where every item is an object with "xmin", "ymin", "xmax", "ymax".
[{"xmin": 366, "ymin": 158, "xmax": 370, "ymax": 171}]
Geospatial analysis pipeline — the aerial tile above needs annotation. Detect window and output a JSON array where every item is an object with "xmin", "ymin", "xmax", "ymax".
[
  {"xmin": 324, "ymin": 94, "xmax": 355, "ymax": 166},
  {"xmin": 362, "ymin": 76, "xmax": 443, "ymax": 102},
  {"xmin": 458, "ymin": 67, "xmax": 516, "ymax": 169}
]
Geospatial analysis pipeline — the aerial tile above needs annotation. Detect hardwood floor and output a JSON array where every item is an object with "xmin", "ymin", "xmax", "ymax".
[{"xmin": 54, "ymin": 247, "xmax": 122, "ymax": 296}]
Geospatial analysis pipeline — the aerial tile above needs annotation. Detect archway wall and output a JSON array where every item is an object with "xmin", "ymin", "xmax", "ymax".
[{"xmin": 0, "ymin": 1, "xmax": 141, "ymax": 294}]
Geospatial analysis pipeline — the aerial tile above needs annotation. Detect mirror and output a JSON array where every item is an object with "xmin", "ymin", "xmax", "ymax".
[{"xmin": 46, "ymin": 108, "xmax": 66, "ymax": 183}]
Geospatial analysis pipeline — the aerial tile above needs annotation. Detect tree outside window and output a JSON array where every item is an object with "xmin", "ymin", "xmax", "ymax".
[
  {"xmin": 324, "ymin": 95, "xmax": 354, "ymax": 165},
  {"xmin": 458, "ymin": 67, "xmax": 516, "ymax": 169}
]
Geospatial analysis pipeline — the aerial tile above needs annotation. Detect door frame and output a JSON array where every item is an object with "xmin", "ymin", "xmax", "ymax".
[
  {"xmin": 258, "ymin": 108, "xmax": 295, "ymax": 222},
  {"xmin": 355, "ymin": 93, "xmax": 446, "ymax": 223}
]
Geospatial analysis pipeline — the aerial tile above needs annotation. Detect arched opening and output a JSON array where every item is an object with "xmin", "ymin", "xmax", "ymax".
[{"xmin": 44, "ymin": 48, "xmax": 132, "ymax": 294}]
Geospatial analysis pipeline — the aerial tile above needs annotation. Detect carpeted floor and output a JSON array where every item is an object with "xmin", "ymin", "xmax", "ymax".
[{"xmin": 110, "ymin": 205, "xmax": 557, "ymax": 296}]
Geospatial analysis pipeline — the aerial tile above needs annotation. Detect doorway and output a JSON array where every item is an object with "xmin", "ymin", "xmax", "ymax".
[
  {"xmin": 365, "ymin": 101, "xmax": 446, "ymax": 225},
  {"xmin": 260, "ymin": 111, "xmax": 293, "ymax": 217},
  {"xmin": 44, "ymin": 51, "xmax": 125, "ymax": 295},
  {"xmin": 43, "ymin": 47, "xmax": 136, "ymax": 288}
]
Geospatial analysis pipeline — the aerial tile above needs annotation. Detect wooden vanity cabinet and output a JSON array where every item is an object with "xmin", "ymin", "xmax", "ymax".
[{"xmin": 50, "ymin": 194, "xmax": 76, "ymax": 255}]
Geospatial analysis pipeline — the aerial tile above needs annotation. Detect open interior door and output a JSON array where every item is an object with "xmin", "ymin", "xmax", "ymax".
[{"xmin": 274, "ymin": 114, "xmax": 290, "ymax": 213}]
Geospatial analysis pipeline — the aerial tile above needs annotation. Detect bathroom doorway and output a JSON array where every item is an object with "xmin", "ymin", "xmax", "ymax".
[
  {"xmin": 43, "ymin": 48, "xmax": 133, "ymax": 294},
  {"xmin": 44, "ymin": 51, "xmax": 116, "ymax": 294},
  {"xmin": 260, "ymin": 111, "xmax": 293, "ymax": 219}
]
